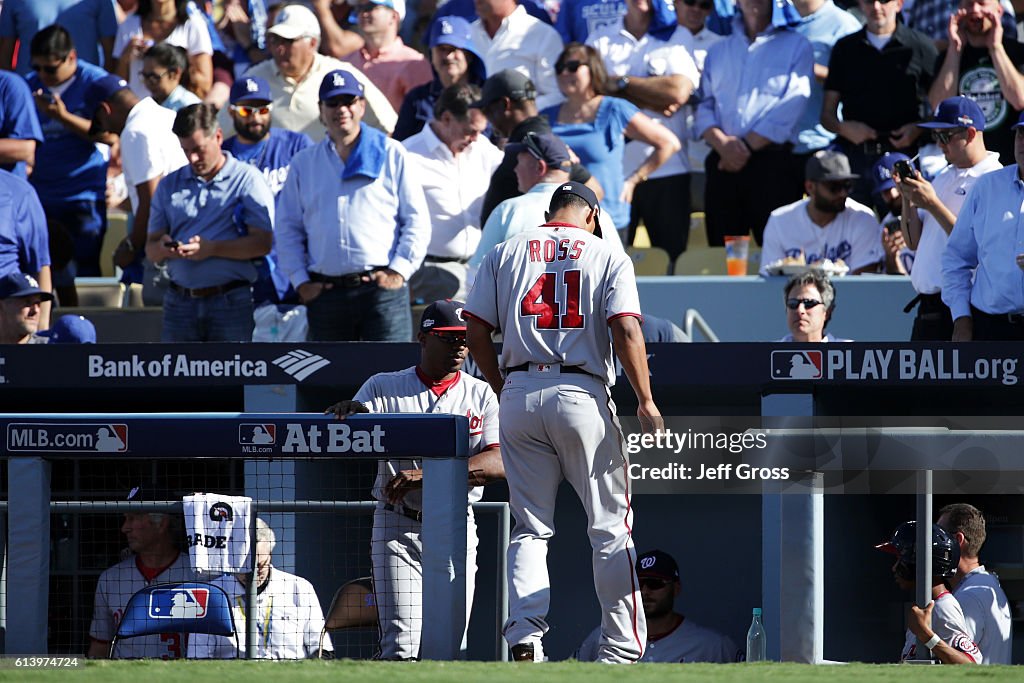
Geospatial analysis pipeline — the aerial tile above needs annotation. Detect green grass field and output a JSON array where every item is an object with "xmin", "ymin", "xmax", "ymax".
[{"xmin": 3, "ymin": 660, "xmax": 1021, "ymax": 683}]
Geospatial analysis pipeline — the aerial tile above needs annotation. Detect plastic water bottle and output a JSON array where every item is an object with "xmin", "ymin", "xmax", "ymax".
[{"xmin": 746, "ymin": 607, "xmax": 767, "ymax": 662}]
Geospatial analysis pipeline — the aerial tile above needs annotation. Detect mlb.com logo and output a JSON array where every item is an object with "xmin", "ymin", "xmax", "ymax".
[
  {"xmin": 771, "ymin": 350, "xmax": 822, "ymax": 380},
  {"xmin": 239, "ymin": 423, "xmax": 276, "ymax": 444},
  {"xmin": 148, "ymin": 587, "xmax": 209, "ymax": 619}
]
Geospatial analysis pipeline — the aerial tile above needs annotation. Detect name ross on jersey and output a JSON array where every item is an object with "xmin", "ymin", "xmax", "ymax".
[{"xmin": 529, "ymin": 238, "xmax": 585, "ymax": 263}]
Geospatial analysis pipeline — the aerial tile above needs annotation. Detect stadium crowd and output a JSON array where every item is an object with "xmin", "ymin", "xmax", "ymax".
[{"xmin": 3, "ymin": 0, "xmax": 1024, "ymax": 342}]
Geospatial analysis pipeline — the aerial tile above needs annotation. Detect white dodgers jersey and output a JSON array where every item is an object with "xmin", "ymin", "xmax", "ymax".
[
  {"xmin": 465, "ymin": 224, "xmax": 642, "ymax": 384},
  {"xmin": 354, "ymin": 367, "xmax": 499, "ymax": 510}
]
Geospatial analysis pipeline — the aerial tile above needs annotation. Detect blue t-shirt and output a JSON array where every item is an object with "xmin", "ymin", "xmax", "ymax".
[
  {"xmin": 26, "ymin": 60, "xmax": 110, "ymax": 203},
  {"xmin": 0, "ymin": 169, "xmax": 50, "ymax": 276},
  {"xmin": 0, "ymin": 71, "xmax": 43, "ymax": 179},
  {"xmin": 544, "ymin": 96, "xmax": 638, "ymax": 229},
  {"xmin": 0, "ymin": 0, "xmax": 118, "ymax": 74},
  {"xmin": 555, "ymin": 0, "xmax": 626, "ymax": 43},
  {"xmin": 223, "ymin": 127, "xmax": 313, "ymax": 304}
]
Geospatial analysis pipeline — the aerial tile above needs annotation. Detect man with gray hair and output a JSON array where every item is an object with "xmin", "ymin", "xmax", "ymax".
[
  {"xmin": 779, "ymin": 272, "xmax": 850, "ymax": 342},
  {"xmin": 146, "ymin": 103, "xmax": 275, "ymax": 342},
  {"xmin": 188, "ymin": 518, "xmax": 332, "ymax": 659}
]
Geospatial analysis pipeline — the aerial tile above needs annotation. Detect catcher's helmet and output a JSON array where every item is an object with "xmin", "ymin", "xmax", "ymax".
[{"xmin": 875, "ymin": 521, "xmax": 960, "ymax": 580}]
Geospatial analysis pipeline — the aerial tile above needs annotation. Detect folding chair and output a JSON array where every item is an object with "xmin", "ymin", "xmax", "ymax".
[
  {"xmin": 318, "ymin": 576, "xmax": 377, "ymax": 659},
  {"xmin": 110, "ymin": 581, "xmax": 238, "ymax": 659}
]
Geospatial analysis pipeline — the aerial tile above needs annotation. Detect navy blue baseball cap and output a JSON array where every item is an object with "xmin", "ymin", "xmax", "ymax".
[
  {"xmin": 918, "ymin": 96, "xmax": 986, "ymax": 131},
  {"xmin": 1011, "ymin": 111, "xmax": 1024, "ymax": 130},
  {"xmin": 38, "ymin": 314, "xmax": 96, "ymax": 344},
  {"xmin": 421, "ymin": 299, "xmax": 466, "ymax": 333},
  {"xmin": 83, "ymin": 73, "xmax": 130, "ymax": 118},
  {"xmin": 230, "ymin": 76, "xmax": 273, "ymax": 104},
  {"xmin": 636, "ymin": 550, "xmax": 679, "ymax": 580},
  {"xmin": 471, "ymin": 69, "xmax": 536, "ymax": 109},
  {"xmin": 0, "ymin": 272, "xmax": 54, "ymax": 301},
  {"xmin": 872, "ymin": 152, "xmax": 911, "ymax": 194},
  {"xmin": 550, "ymin": 180, "xmax": 599, "ymax": 211},
  {"xmin": 319, "ymin": 70, "xmax": 364, "ymax": 101},
  {"xmin": 429, "ymin": 16, "xmax": 478, "ymax": 54},
  {"xmin": 507, "ymin": 132, "xmax": 572, "ymax": 169}
]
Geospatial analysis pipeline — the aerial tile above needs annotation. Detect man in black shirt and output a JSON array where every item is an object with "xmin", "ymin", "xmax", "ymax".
[
  {"xmin": 823, "ymin": 0, "xmax": 939, "ymax": 207},
  {"xmin": 474, "ymin": 69, "xmax": 598, "ymax": 225},
  {"xmin": 929, "ymin": 0, "xmax": 1024, "ymax": 164}
]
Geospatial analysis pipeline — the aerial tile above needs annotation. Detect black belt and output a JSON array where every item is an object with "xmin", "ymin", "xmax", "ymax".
[
  {"xmin": 168, "ymin": 279, "xmax": 249, "ymax": 298},
  {"xmin": 972, "ymin": 307, "xmax": 1024, "ymax": 324},
  {"xmin": 383, "ymin": 503, "xmax": 422, "ymax": 523},
  {"xmin": 506, "ymin": 363, "xmax": 590, "ymax": 375},
  {"xmin": 424, "ymin": 255, "xmax": 470, "ymax": 265},
  {"xmin": 755, "ymin": 142, "xmax": 794, "ymax": 153},
  {"xmin": 310, "ymin": 269, "xmax": 385, "ymax": 288}
]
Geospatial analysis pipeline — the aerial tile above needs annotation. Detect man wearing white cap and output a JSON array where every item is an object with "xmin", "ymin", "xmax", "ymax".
[
  {"xmin": 344, "ymin": 0, "xmax": 433, "ymax": 111},
  {"xmin": 225, "ymin": 3, "xmax": 396, "ymax": 141}
]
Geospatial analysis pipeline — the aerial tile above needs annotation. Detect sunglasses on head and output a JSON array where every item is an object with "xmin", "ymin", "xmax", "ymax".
[
  {"xmin": 323, "ymin": 94, "xmax": 362, "ymax": 108},
  {"xmin": 30, "ymin": 55, "xmax": 68, "ymax": 74},
  {"xmin": 555, "ymin": 59, "xmax": 584, "ymax": 74},
  {"xmin": 821, "ymin": 180, "xmax": 854, "ymax": 194},
  {"xmin": 786, "ymin": 298, "xmax": 824, "ymax": 310},
  {"xmin": 639, "ymin": 578, "xmax": 670, "ymax": 591},
  {"xmin": 428, "ymin": 331, "xmax": 467, "ymax": 345},
  {"xmin": 932, "ymin": 128, "xmax": 966, "ymax": 145},
  {"xmin": 231, "ymin": 104, "xmax": 272, "ymax": 118},
  {"xmin": 680, "ymin": 0, "xmax": 713, "ymax": 8}
]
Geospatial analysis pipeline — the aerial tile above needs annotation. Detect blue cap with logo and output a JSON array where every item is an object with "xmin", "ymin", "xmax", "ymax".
[
  {"xmin": 319, "ymin": 70, "xmax": 364, "ymax": 101},
  {"xmin": 918, "ymin": 96, "xmax": 986, "ymax": 131},
  {"xmin": 420, "ymin": 299, "xmax": 466, "ymax": 333},
  {"xmin": 230, "ymin": 77, "xmax": 273, "ymax": 104},
  {"xmin": 872, "ymin": 152, "xmax": 912, "ymax": 194},
  {"xmin": 83, "ymin": 73, "xmax": 130, "ymax": 118},
  {"xmin": 38, "ymin": 314, "xmax": 96, "ymax": 344},
  {"xmin": 635, "ymin": 549, "xmax": 679, "ymax": 580},
  {"xmin": 0, "ymin": 272, "xmax": 54, "ymax": 301},
  {"xmin": 506, "ymin": 132, "xmax": 572, "ymax": 169}
]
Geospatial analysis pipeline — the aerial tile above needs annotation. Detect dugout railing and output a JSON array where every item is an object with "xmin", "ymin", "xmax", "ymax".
[{"xmin": 0, "ymin": 413, "xmax": 511, "ymax": 660}]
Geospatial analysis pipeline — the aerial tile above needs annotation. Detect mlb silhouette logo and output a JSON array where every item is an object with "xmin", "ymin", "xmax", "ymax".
[
  {"xmin": 771, "ymin": 350, "xmax": 822, "ymax": 380},
  {"xmin": 239, "ymin": 424, "xmax": 276, "ymax": 444},
  {"xmin": 148, "ymin": 588, "xmax": 209, "ymax": 619},
  {"xmin": 95, "ymin": 424, "xmax": 128, "ymax": 452}
]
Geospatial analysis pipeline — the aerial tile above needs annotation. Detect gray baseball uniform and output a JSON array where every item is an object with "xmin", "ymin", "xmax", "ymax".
[
  {"xmin": 575, "ymin": 618, "xmax": 742, "ymax": 662},
  {"xmin": 465, "ymin": 223, "xmax": 646, "ymax": 663},
  {"xmin": 900, "ymin": 591, "xmax": 982, "ymax": 663}
]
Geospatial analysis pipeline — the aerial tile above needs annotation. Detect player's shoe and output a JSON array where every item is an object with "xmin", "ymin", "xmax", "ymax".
[{"xmin": 511, "ymin": 643, "xmax": 539, "ymax": 662}]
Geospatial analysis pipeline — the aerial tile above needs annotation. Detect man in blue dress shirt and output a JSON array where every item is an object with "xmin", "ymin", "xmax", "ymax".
[
  {"xmin": 276, "ymin": 70, "xmax": 430, "ymax": 342},
  {"xmin": 146, "ymin": 103, "xmax": 275, "ymax": 342}
]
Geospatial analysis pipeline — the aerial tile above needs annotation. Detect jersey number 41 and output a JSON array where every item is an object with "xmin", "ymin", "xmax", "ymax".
[{"xmin": 520, "ymin": 270, "xmax": 585, "ymax": 330}]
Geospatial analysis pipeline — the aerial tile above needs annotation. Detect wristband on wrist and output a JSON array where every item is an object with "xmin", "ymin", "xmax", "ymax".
[{"xmin": 924, "ymin": 634, "xmax": 941, "ymax": 650}]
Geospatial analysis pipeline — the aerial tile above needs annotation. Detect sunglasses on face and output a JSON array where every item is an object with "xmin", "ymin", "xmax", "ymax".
[
  {"xmin": 639, "ymin": 578, "xmax": 670, "ymax": 591},
  {"xmin": 786, "ymin": 298, "xmax": 824, "ymax": 310},
  {"xmin": 141, "ymin": 70, "xmax": 171, "ymax": 82},
  {"xmin": 429, "ymin": 331, "xmax": 467, "ymax": 345},
  {"xmin": 231, "ymin": 104, "xmax": 272, "ymax": 118},
  {"xmin": 323, "ymin": 95, "xmax": 362, "ymax": 108},
  {"xmin": 30, "ymin": 56, "xmax": 67, "ymax": 74},
  {"xmin": 821, "ymin": 180, "xmax": 854, "ymax": 194},
  {"xmin": 680, "ymin": 0, "xmax": 713, "ymax": 8},
  {"xmin": 932, "ymin": 128, "xmax": 966, "ymax": 145},
  {"xmin": 555, "ymin": 59, "xmax": 584, "ymax": 75}
]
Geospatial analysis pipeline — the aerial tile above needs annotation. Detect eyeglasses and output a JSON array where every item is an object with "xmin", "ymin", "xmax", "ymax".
[
  {"xmin": 428, "ymin": 331, "xmax": 467, "ymax": 346},
  {"xmin": 680, "ymin": 0, "xmax": 713, "ymax": 8},
  {"xmin": 323, "ymin": 94, "xmax": 362, "ymax": 108},
  {"xmin": 555, "ymin": 60, "xmax": 584, "ymax": 75},
  {"xmin": 933, "ymin": 128, "xmax": 966, "ymax": 145},
  {"xmin": 141, "ymin": 70, "xmax": 171, "ymax": 82},
  {"xmin": 821, "ymin": 180, "xmax": 854, "ymax": 194},
  {"xmin": 30, "ymin": 55, "xmax": 68, "ymax": 74},
  {"xmin": 639, "ymin": 578, "xmax": 670, "ymax": 591},
  {"xmin": 231, "ymin": 104, "xmax": 272, "ymax": 118},
  {"xmin": 786, "ymin": 298, "xmax": 824, "ymax": 310}
]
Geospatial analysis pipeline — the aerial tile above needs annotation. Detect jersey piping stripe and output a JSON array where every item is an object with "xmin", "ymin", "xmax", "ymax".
[{"xmin": 607, "ymin": 312, "xmax": 643, "ymax": 324}]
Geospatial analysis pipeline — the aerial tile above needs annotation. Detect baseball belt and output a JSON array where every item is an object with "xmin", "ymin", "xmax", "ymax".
[{"xmin": 383, "ymin": 503, "xmax": 422, "ymax": 523}]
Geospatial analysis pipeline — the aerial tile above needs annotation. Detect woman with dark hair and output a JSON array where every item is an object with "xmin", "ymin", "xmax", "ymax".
[
  {"xmin": 543, "ymin": 42, "xmax": 678, "ymax": 237},
  {"xmin": 114, "ymin": 0, "xmax": 213, "ymax": 99}
]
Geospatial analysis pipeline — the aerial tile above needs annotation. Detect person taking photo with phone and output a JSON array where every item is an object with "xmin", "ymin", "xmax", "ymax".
[{"xmin": 898, "ymin": 96, "xmax": 1001, "ymax": 341}]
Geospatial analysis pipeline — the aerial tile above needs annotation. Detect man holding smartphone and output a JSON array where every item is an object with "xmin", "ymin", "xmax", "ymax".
[{"xmin": 898, "ymin": 96, "xmax": 1001, "ymax": 341}]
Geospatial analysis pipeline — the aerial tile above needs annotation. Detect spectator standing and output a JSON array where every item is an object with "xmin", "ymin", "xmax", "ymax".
[
  {"xmin": 344, "ymin": 0, "xmax": 433, "ymax": 111},
  {"xmin": 545, "ymin": 43, "xmax": 681, "ymax": 239},
  {"xmin": 760, "ymin": 151, "xmax": 883, "ymax": 274},
  {"xmin": 275, "ymin": 71, "xmax": 430, "ymax": 341},
  {"xmin": 403, "ymin": 84, "xmax": 503, "ymax": 302},
  {"xmin": 929, "ymin": 0, "xmax": 1024, "ymax": 165},
  {"xmin": 587, "ymin": 0, "xmax": 699, "ymax": 264},
  {"xmin": 140, "ymin": 43, "xmax": 201, "ymax": 112},
  {"xmin": 26, "ymin": 26, "xmax": 110, "ymax": 305},
  {"xmin": 822, "ymin": 0, "xmax": 939, "ymax": 207},
  {"xmin": 145, "ymin": 104, "xmax": 275, "ymax": 342},
  {"xmin": 0, "ymin": 272, "xmax": 53, "ymax": 344},
  {"xmin": 394, "ymin": 16, "xmax": 487, "ymax": 141},
  {"xmin": 872, "ymin": 152, "xmax": 915, "ymax": 276},
  {"xmin": 779, "ymin": 271, "xmax": 848, "ymax": 342},
  {"xmin": 937, "ymin": 503, "xmax": 1013, "ymax": 665},
  {"xmin": 476, "ymin": 70, "xmax": 598, "ymax": 224},
  {"xmin": 231, "ymin": 4, "xmax": 397, "ymax": 141},
  {"xmin": 696, "ymin": 0, "xmax": 814, "ymax": 246},
  {"xmin": 942, "ymin": 112, "xmax": 1024, "ymax": 340},
  {"xmin": 0, "ymin": 0, "xmax": 117, "ymax": 75},
  {"xmin": 114, "ymin": 0, "xmax": 214, "ymax": 99},
  {"xmin": 899, "ymin": 96, "xmax": 1002, "ymax": 340},
  {"xmin": 188, "ymin": 519, "xmax": 333, "ymax": 659},
  {"xmin": 0, "ymin": 69, "xmax": 44, "ymax": 179},
  {"xmin": 557, "ymin": 0, "xmax": 627, "ymax": 44},
  {"xmin": 470, "ymin": 0, "xmax": 566, "ymax": 110},
  {"xmin": 575, "ymin": 550, "xmax": 741, "ymax": 662}
]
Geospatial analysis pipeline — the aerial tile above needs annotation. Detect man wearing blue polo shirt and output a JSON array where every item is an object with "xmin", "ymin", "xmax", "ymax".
[
  {"xmin": 25, "ymin": 25, "xmax": 112, "ymax": 306},
  {"xmin": 0, "ymin": 69, "xmax": 43, "ymax": 179},
  {"xmin": 0, "ymin": 0, "xmax": 117, "ymax": 75},
  {"xmin": 223, "ymin": 76, "xmax": 313, "ymax": 309},
  {"xmin": 146, "ymin": 103, "xmax": 275, "ymax": 342}
]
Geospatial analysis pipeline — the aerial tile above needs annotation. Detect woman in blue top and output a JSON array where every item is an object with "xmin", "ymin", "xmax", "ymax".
[{"xmin": 542, "ymin": 43, "xmax": 679, "ymax": 235}]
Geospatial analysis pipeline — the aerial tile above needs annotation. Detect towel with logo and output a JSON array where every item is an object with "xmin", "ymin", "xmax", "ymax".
[{"xmin": 184, "ymin": 494, "xmax": 252, "ymax": 573}]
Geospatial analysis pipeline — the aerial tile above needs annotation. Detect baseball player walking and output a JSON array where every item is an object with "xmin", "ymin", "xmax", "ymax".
[
  {"xmin": 326, "ymin": 300, "xmax": 503, "ymax": 660},
  {"xmin": 464, "ymin": 181, "xmax": 663, "ymax": 663}
]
